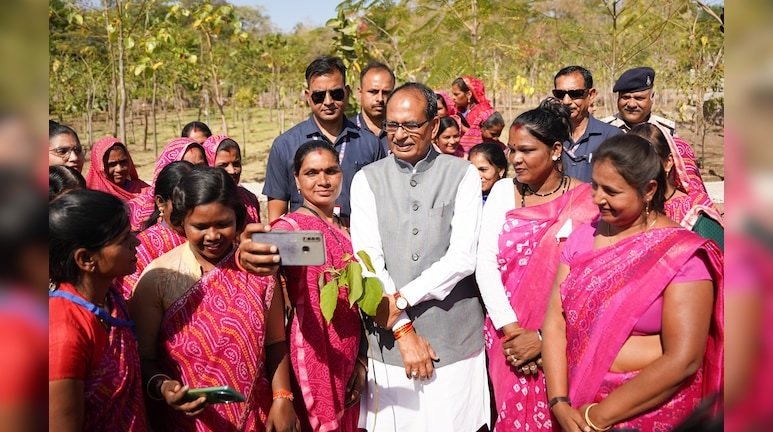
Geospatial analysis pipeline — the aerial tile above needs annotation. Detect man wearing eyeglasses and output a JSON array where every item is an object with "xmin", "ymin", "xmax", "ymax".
[
  {"xmin": 263, "ymin": 55, "xmax": 385, "ymax": 223},
  {"xmin": 553, "ymin": 65, "xmax": 622, "ymax": 182},
  {"xmin": 601, "ymin": 66, "xmax": 677, "ymax": 135},
  {"xmin": 351, "ymin": 61, "xmax": 395, "ymax": 155},
  {"xmin": 350, "ymin": 83, "xmax": 489, "ymax": 431}
]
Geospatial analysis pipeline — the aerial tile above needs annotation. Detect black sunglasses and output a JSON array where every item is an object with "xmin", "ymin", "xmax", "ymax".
[
  {"xmin": 310, "ymin": 88, "xmax": 346, "ymax": 104},
  {"xmin": 552, "ymin": 89, "xmax": 588, "ymax": 100}
]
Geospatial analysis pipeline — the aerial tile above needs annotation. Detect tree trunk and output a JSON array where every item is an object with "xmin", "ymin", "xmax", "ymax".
[
  {"xmin": 116, "ymin": 0, "xmax": 127, "ymax": 143},
  {"xmin": 152, "ymin": 71, "xmax": 158, "ymax": 158},
  {"xmin": 103, "ymin": 1, "xmax": 118, "ymax": 137}
]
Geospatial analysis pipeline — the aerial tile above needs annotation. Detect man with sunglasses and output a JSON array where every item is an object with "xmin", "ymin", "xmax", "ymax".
[
  {"xmin": 553, "ymin": 65, "xmax": 622, "ymax": 182},
  {"xmin": 263, "ymin": 56, "xmax": 385, "ymax": 223},
  {"xmin": 350, "ymin": 83, "xmax": 489, "ymax": 431},
  {"xmin": 351, "ymin": 61, "xmax": 395, "ymax": 155},
  {"xmin": 601, "ymin": 66, "xmax": 677, "ymax": 135}
]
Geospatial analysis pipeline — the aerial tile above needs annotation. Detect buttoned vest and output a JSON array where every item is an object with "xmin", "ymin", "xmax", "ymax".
[{"xmin": 361, "ymin": 149, "xmax": 484, "ymax": 366}]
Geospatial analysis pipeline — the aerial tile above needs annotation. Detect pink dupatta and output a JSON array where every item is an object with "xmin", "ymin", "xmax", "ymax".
[
  {"xmin": 157, "ymin": 249, "xmax": 275, "ymax": 431},
  {"xmin": 203, "ymin": 135, "xmax": 261, "ymax": 224},
  {"xmin": 646, "ymin": 123, "xmax": 723, "ymax": 228},
  {"xmin": 273, "ymin": 212, "xmax": 361, "ymax": 432},
  {"xmin": 459, "ymin": 76, "xmax": 494, "ymax": 154},
  {"xmin": 126, "ymin": 137, "xmax": 202, "ymax": 231},
  {"xmin": 561, "ymin": 226, "xmax": 723, "ymax": 427},
  {"xmin": 485, "ymin": 183, "xmax": 597, "ymax": 431},
  {"xmin": 85, "ymin": 136, "xmax": 148, "ymax": 202}
]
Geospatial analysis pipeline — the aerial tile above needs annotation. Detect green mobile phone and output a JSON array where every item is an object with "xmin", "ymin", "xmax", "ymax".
[{"xmin": 186, "ymin": 386, "xmax": 246, "ymax": 404}]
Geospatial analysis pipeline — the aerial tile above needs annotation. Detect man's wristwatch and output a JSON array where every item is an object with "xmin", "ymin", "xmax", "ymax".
[{"xmin": 394, "ymin": 291, "xmax": 409, "ymax": 311}]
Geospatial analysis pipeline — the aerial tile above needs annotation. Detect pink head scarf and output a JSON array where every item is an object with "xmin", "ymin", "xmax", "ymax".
[
  {"xmin": 126, "ymin": 137, "xmax": 204, "ymax": 231},
  {"xmin": 85, "ymin": 136, "xmax": 147, "ymax": 201},
  {"xmin": 435, "ymin": 91, "xmax": 457, "ymax": 116},
  {"xmin": 462, "ymin": 75, "xmax": 491, "ymax": 107},
  {"xmin": 202, "ymin": 135, "xmax": 235, "ymax": 166},
  {"xmin": 152, "ymin": 137, "xmax": 204, "ymax": 184}
]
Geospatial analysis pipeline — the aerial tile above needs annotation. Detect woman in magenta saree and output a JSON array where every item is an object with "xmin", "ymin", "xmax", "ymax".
[
  {"xmin": 130, "ymin": 167, "xmax": 297, "ymax": 432},
  {"xmin": 118, "ymin": 161, "xmax": 194, "ymax": 299},
  {"xmin": 629, "ymin": 123, "xmax": 723, "ymax": 230},
  {"xmin": 477, "ymin": 99, "xmax": 597, "ymax": 431},
  {"xmin": 127, "ymin": 137, "xmax": 207, "ymax": 231},
  {"xmin": 543, "ymin": 135, "xmax": 723, "ymax": 431},
  {"xmin": 203, "ymin": 135, "xmax": 261, "ymax": 224},
  {"xmin": 272, "ymin": 140, "xmax": 365, "ymax": 431}
]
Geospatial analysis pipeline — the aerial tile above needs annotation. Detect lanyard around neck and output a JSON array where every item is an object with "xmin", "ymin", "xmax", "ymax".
[{"xmin": 49, "ymin": 289, "xmax": 136, "ymax": 336}]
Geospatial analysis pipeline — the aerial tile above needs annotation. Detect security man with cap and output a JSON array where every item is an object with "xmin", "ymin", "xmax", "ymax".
[{"xmin": 601, "ymin": 66, "xmax": 677, "ymax": 135}]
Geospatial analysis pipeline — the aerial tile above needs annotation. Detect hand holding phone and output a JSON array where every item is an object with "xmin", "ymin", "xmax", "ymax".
[
  {"xmin": 251, "ymin": 230, "xmax": 326, "ymax": 266},
  {"xmin": 185, "ymin": 386, "xmax": 246, "ymax": 404}
]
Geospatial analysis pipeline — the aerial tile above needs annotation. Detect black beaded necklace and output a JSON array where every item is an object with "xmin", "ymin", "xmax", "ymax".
[{"xmin": 518, "ymin": 174, "xmax": 568, "ymax": 208}]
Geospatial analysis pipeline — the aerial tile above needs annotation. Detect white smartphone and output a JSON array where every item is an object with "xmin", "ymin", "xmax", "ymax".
[{"xmin": 251, "ymin": 230, "xmax": 326, "ymax": 266}]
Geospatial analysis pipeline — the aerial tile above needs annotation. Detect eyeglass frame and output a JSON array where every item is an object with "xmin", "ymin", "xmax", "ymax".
[
  {"xmin": 552, "ymin": 88, "xmax": 589, "ymax": 100},
  {"xmin": 309, "ymin": 88, "xmax": 346, "ymax": 104},
  {"xmin": 49, "ymin": 145, "xmax": 84, "ymax": 160},
  {"xmin": 383, "ymin": 119, "xmax": 431, "ymax": 135}
]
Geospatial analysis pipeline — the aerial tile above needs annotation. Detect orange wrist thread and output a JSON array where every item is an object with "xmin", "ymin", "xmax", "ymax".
[{"xmin": 272, "ymin": 389, "xmax": 294, "ymax": 401}]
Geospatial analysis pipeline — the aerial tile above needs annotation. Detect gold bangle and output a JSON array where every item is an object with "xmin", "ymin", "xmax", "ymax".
[{"xmin": 584, "ymin": 403, "xmax": 611, "ymax": 431}]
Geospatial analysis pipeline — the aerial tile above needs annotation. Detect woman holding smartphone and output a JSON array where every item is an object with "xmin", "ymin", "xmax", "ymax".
[
  {"xmin": 271, "ymin": 140, "xmax": 366, "ymax": 431},
  {"xmin": 130, "ymin": 167, "xmax": 298, "ymax": 431}
]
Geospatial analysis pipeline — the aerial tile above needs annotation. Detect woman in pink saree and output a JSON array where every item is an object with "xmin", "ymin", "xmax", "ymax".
[
  {"xmin": 130, "ymin": 167, "xmax": 298, "ymax": 432},
  {"xmin": 543, "ymin": 135, "xmax": 723, "ymax": 432},
  {"xmin": 477, "ymin": 99, "xmax": 597, "ymax": 431},
  {"xmin": 272, "ymin": 140, "xmax": 366, "ymax": 431},
  {"xmin": 118, "ymin": 160, "xmax": 194, "ymax": 299},
  {"xmin": 202, "ymin": 135, "xmax": 261, "ymax": 224},
  {"xmin": 85, "ymin": 136, "xmax": 149, "ymax": 201},
  {"xmin": 629, "ymin": 123, "xmax": 723, "ymax": 230},
  {"xmin": 452, "ymin": 75, "xmax": 494, "ymax": 155},
  {"xmin": 49, "ymin": 190, "xmax": 147, "ymax": 431},
  {"xmin": 127, "ymin": 137, "xmax": 207, "ymax": 231}
]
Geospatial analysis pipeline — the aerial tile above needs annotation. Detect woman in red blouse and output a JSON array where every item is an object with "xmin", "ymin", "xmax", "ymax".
[{"xmin": 49, "ymin": 189, "xmax": 147, "ymax": 431}]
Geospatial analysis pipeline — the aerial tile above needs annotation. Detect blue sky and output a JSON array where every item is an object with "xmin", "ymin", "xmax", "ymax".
[{"xmin": 230, "ymin": 0, "xmax": 341, "ymax": 33}]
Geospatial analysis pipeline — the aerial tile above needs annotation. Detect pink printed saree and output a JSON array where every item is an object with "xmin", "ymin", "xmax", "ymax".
[
  {"xmin": 485, "ymin": 183, "xmax": 597, "ymax": 431},
  {"xmin": 118, "ymin": 222, "xmax": 185, "ymax": 299},
  {"xmin": 203, "ymin": 135, "xmax": 261, "ymax": 224},
  {"xmin": 561, "ymin": 226, "xmax": 723, "ymax": 429},
  {"xmin": 273, "ymin": 212, "xmax": 361, "ymax": 432},
  {"xmin": 652, "ymin": 124, "xmax": 722, "ymax": 229},
  {"xmin": 156, "ymin": 249, "xmax": 276, "ymax": 431},
  {"xmin": 126, "ymin": 137, "xmax": 202, "ymax": 231}
]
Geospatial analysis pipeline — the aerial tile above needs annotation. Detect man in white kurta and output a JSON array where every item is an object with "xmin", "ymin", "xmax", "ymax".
[{"xmin": 350, "ymin": 82, "xmax": 490, "ymax": 431}]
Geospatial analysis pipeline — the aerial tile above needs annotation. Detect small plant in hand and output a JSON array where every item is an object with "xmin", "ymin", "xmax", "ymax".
[{"xmin": 319, "ymin": 250, "xmax": 382, "ymax": 323}]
